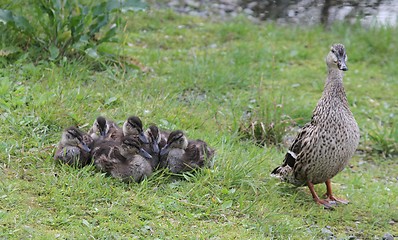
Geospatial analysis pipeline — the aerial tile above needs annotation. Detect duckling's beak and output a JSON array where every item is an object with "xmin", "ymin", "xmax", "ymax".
[
  {"xmin": 139, "ymin": 132, "xmax": 149, "ymax": 144},
  {"xmin": 79, "ymin": 143, "xmax": 91, "ymax": 152},
  {"xmin": 99, "ymin": 129, "xmax": 106, "ymax": 137},
  {"xmin": 140, "ymin": 148, "xmax": 152, "ymax": 159},
  {"xmin": 338, "ymin": 59, "xmax": 348, "ymax": 71},
  {"xmin": 152, "ymin": 141, "xmax": 160, "ymax": 154},
  {"xmin": 160, "ymin": 144, "xmax": 170, "ymax": 156}
]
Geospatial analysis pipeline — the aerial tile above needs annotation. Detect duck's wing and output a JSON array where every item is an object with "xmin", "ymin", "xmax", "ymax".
[
  {"xmin": 107, "ymin": 128, "xmax": 123, "ymax": 142},
  {"xmin": 271, "ymin": 123, "xmax": 314, "ymax": 175},
  {"xmin": 184, "ymin": 140, "xmax": 214, "ymax": 169},
  {"xmin": 91, "ymin": 140, "xmax": 120, "ymax": 171}
]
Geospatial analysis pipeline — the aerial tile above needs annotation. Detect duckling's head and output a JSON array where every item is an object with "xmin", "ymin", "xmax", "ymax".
[
  {"xmin": 326, "ymin": 43, "xmax": 348, "ymax": 71},
  {"xmin": 123, "ymin": 116, "xmax": 149, "ymax": 143},
  {"xmin": 146, "ymin": 125, "xmax": 161, "ymax": 153},
  {"xmin": 92, "ymin": 116, "xmax": 108, "ymax": 137},
  {"xmin": 61, "ymin": 126, "xmax": 90, "ymax": 152},
  {"xmin": 160, "ymin": 130, "xmax": 189, "ymax": 156},
  {"xmin": 119, "ymin": 136, "xmax": 152, "ymax": 159}
]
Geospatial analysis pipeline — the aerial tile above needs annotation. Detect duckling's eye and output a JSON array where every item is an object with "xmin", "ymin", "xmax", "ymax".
[{"xmin": 67, "ymin": 131, "xmax": 75, "ymax": 138}]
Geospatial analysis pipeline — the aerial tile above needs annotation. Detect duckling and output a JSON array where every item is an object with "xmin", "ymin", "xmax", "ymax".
[
  {"xmin": 160, "ymin": 130, "xmax": 215, "ymax": 173},
  {"xmin": 91, "ymin": 136, "xmax": 153, "ymax": 183},
  {"xmin": 271, "ymin": 44, "xmax": 360, "ymax": 208},
  {"xmin": 122, "ymin": 116, "xmax": 149, "ymax": 144},
  {"xmin": 142, "ymin": 125, "xmax": 169, "ymax": 170},
  {"xmin": 54, "ymin": 126, "xmax": 92, "ymax": 167},
  {"xmin": 88, "ymin": 116, "xmax": 121, "ymax": 140}
]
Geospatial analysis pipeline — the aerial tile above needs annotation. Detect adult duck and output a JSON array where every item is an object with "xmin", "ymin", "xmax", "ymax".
[{"xmin": 271, "ymin": 44, "xmax": 360, "ymax": 208}]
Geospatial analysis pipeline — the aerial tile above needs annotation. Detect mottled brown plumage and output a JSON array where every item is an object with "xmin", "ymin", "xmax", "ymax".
[
  {"xmin": 54, "ymin": 126, "xmax": 92, "ymax": 167},
  {"xmin": 160, "ymin": 130, "xmax": 215, "ymax": 173},
  {"xmin": 142, "ymin": 125, "xmax": 169, "ymax": 170},
  {"xmin": 91, "ymin": 136, "xmax": 153, "ymax": 183},
  {"xmin": 271, "ymin": 44, "xmax": 360, "ymax": 208}
]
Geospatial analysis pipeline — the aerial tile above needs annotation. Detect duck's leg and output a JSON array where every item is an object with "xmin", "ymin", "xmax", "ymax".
[
  {"xmin": 324, "ymin": 179, "xmax": 349, "ymax": 204},
  {"xmin": 307, "ymin": 181, "xmax": 335, "ymax": 209}
]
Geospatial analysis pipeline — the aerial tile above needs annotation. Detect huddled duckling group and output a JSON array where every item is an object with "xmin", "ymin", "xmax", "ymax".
[{"xmin": 54, "ymin": 116, "xmax": 215, "ymax": 183}]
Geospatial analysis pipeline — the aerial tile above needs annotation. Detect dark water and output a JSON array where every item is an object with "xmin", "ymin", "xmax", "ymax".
[{"xmin": 240, "ymin": 0, "xmax": 398, "ymax": 27}]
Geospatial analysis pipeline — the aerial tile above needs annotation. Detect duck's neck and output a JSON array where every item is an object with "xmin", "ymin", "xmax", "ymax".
[{"xmin": 323, "ymin": 68, "xmax": 348, "ymax": 104}]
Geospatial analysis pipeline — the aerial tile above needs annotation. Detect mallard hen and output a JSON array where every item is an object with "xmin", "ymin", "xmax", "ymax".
[
  {"xmin": 271, "ymin": 43, "xmax": 360, "ymax": 208},
  {"xmin": 91, "ymin": 136, "xmax": 153, "ymax": 183},
  {"xmin": 54, "ymin": 126, "xmax": 92, "ymax": 167},
  {"xmin": 160, "ymin": 130, "xmax": 214, "ymax": 173}
]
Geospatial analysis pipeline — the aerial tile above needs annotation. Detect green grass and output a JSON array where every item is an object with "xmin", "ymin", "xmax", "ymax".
[{"xmin": 1, "ymin": 10, "xmax": 397, "ymax": 239}]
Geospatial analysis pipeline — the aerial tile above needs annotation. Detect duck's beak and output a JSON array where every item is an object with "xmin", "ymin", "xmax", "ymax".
[
  {"xmin": 160, "ymin": 144, "xmax": 170, "ymax": 156},
  {"xmin": 140, "ymin": 148, "xmax": 152, "ymax": 159},
  {"xmin": 338, "ymin": 59, "xmax": 348, "ymax": 71},
  {"xmin": 152, "ymin": 141, "xmax": 160, "ymax": 154},
  {"xmin": 99, "ymin": 129, "xmax": 106, "ymax": 137},
  {"xmin": 139, "ymin": 132, "xmax": 149, "ymax": 144},
  {"xmin": 79, "ymin": 143, "xmax": 91, "ymax": 152}
]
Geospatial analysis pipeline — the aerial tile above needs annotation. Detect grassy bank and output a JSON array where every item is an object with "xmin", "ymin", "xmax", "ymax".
[{"xmin": 0, "ymin": 9, "xmax": 397, "ymax": 239}]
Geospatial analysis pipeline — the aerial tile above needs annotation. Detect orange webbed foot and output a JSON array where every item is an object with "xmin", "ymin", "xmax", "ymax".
[{"xmin": 324, "ymin": 194, "xmax": 349, "ymax": 205}]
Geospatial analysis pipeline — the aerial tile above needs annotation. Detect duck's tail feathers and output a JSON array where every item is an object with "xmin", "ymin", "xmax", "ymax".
[
  {"xmin": 270, "ymin": 164, "xmax": 293, "ymax": 180},
  {"xmin": 271, "ymin": 166, "xmax": 282, "ymax": 176}
]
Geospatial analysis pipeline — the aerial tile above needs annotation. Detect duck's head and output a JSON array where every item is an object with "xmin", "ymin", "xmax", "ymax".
[
  {"xmin": 326, "ymin": 43, "xmax": 348, "ymax": 71},
  {"xmin": 123, "ymin": 116, "xmax": 149, "ymax": 143},
  {"xmin": 160, "ymin": 130, "xmax": 188, "ymax": 156},
  {"xmin": 119, "ymin": 136, "xmax": 152, "ymax": 159},
  {"xmin": 146, "ymin": 125, "xmax": 161, "ymax": 153},
  {"xmin": 92, "ymin": 116, "xmax": 108, "ymax": 137},
  {"xmin": 61, "ymin": 126, "xmax": 90, "ymax": 152}
]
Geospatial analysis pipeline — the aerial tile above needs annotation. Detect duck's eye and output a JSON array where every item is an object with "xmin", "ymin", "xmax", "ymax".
[{"xmin": 67, "ymin": 131, "xmax": 75, "ymax": 138}]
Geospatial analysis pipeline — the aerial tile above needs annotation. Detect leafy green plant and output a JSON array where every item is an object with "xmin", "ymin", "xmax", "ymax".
[
  {"xmin": 239, "ymin": 97, "xmax": 294, "ymax": 148},
  {"xmin": 366, "ymin": 120, "xmax": 398, "ymax": 158},
  {"xmin": 0, "ymin": 0, "xmax": 148, "ymax": 62}
]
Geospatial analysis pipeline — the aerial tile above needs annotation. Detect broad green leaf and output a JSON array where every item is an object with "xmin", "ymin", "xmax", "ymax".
[
  {"xmin": 0, "ymin": 9, "xmax": 13, "ymax": 24},
  {"xmin": 92, "ymin": 2, "xmax": 108, "ymax": 16},
  {"xmin": 89, "ymin": 14, "xmax": 109, "ymax": 36},
  {"xmin": 85, "ymin": 48, "xmax": 99, "ymax": 59},
  {"xmin": 49, "ymin": 45, "xmax": 59, "ymax": 60},
  {"xmin": 13, "ymin": 15, "xmax": 34, "ymax": 33},
  {"xmin": 98, "ymin": 24, "xmax": 118, "ymax": 44},
  {"xmin": 0, "ymin": 9, "xmax": 33, "ymax": 35},
  {"xmin": 221, "ymin": 200, "xmax": 233, "ymax": 209},
  {"xmin": 104, "ymin": 96, "xmax": 118, "ymax": 105}
]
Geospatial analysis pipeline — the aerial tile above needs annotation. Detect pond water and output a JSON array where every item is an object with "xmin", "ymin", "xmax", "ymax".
[
  {"xmin": 241, "ymin": 0, "xmax": 398, "ymax": 27},
  {"xmin": 154, "ymin": 0, "xmax": 398, "ymax": 27}
]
